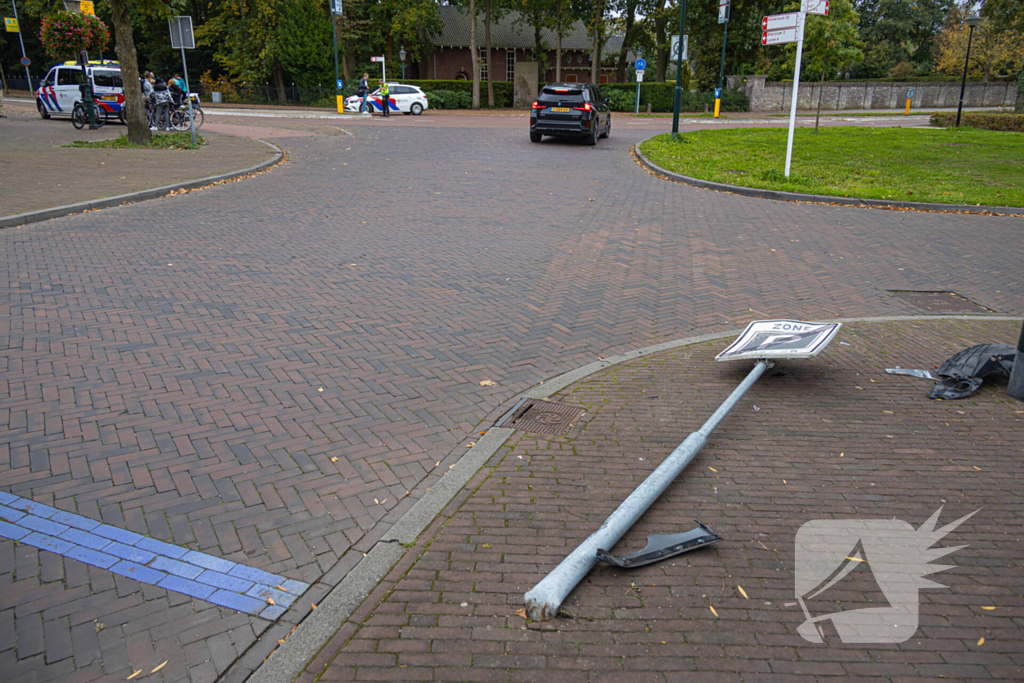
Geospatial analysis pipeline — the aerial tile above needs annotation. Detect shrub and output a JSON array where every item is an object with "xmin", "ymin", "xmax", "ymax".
[
  {"xmin": 888, "ymin": 61, "xmax": 916, "ymax": 80},
  {"xmin": 600, "ymin": 83, "xmax": 749, "ymax": 113},
  {"xmin": 929, "ymin": 111, "xmax": 1024, "ymax": 132}
]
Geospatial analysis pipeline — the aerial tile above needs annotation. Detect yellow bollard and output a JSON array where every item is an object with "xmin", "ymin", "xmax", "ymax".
[
  {"xmin": 337, "ymin": 95, "xmax": 345, "ymax": 114},
  {"xmin": 905, "ymin": 98, "xmax": 911, "ymax": 116},
  {"xmin": 714, "ymin": 98, "xmax": 721, "ymax": 118}
]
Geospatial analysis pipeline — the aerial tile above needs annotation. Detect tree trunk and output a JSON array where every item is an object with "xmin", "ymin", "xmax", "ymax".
[
  {"xmin": 533, "ymin": 13, "xmax": 545, "ymax": 85},
  {"xmin": 655, "ymin": 0, "xmax": 667, "ymax": 82},
  {"xmin": 470, "ymin": 0, "xmax": 479, "ymax": 108},
  {"xmin": 275, "ymin": 60, "xmax": 286, "ymax": 102},
  {"xmin": 615, "ymin": 1, "xmax": 636, "ymax": 84},
  {"xmin": 485, "ymin": 0, "xmax": 493, "ymax": 107},
  {"xmin": 555, "ymin": 2, "xmax": 561, "ymax": 83},
  {"xmin": 815, "ymin": 67, "xmax": 825, "ymax": 132},
  {"xmin": 591, "ymin": 0, "xmax": 603, "ymax": 84},
  {"xmin": 108, "ymin": 0, "xmax": 150, "ymax": 144}
]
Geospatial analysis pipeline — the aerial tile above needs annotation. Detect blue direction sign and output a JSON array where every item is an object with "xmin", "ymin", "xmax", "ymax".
[
  {"xmin": 337, "ymin": 79, "xmax": 344, "ymax": 90},
  {"xmin": 634, "ymin": 58, "xmax": 646, "ymax": 71},
  {"xmin": 715, "ymin": 88, "xmax": 721, "ymax": 99}
]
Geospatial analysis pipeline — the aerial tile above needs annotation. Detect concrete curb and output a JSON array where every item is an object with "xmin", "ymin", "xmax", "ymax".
[
  {"xmin": 246, "ymin": 313, "xmax": 1023, "ymax": 682},
  {"xmin": 0, "ymin": 139, "xmax": 284, "ymax": 230},
  {"xmin": 633, "ymin": 137, "xmax": 1024, "ymax": 217}
]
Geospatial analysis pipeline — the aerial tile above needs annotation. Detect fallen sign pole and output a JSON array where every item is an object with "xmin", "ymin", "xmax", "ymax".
[{"xmin": 524, "ymin": 320, "xmax": 842, "ymax": 621}]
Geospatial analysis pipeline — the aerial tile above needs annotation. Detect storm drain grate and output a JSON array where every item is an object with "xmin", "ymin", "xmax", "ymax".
[
  {"xmin": 888, "ymin": 290, "xmax": 993, "ymax": 314},
  {"xmin": 495, "ymin": 399, "xmax": 586, "ymax": 436}
]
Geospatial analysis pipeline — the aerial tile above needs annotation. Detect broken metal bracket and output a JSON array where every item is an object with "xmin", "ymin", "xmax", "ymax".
[{"xmin": 596, "ymin": 521, "xmax": 722, "ymax": 569}]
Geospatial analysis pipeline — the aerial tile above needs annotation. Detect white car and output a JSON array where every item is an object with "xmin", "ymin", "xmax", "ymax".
[
  {"xmin": 36, "ymin": 61, "xmax": 125, "ymax": 120},
  {"xmin": 344, "ymin": 83, "xmax": 428, "ymax": 115}
]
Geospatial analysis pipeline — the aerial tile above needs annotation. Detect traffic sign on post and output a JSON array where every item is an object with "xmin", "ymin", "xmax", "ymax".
[
  {"xmin": 762, "ymin": 27, "xmax": 800, "ymax": 46},
  {"xmin": 5, "ymin": 17, "xmax": 18, "ymax": 31},
  {"xmin": 634, "ymin": 58, "xmax": 646, "ymax": 71},
  {"xmin": 331, "ymin": 0, "xmax": 342, "ymax": 14},
  {"xmin": 718, "ymin": 0, "xmax": 730, "ymax": 24},
  {"xmin": 762, "ymin": 12, "xmax": 798, "ymax": 31},
  {"xmin": 636, "ymin": 70, "xmax": 644, "ymax": 82},
  {"xmin": 806, "ymin": 0, "xmax": 829, "ymax": 15},
  {"xmin": 670, "ymin": 35, "xmax": 688, "ymax": 62},
  {"xmin": 168, "ymin": 16, "xmax": 198, "ymax": 146},
  {"xmin": 336, "ymin": 79, "xmax": 344, "ymax": 90},
  {"xmin": 370, "ymin": 56, "xmax": 384, "ymax": 62}
]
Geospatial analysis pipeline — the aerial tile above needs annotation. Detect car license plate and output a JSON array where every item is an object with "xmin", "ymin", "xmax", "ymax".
[{"xmin": 551, "ymin": 107, "xmax": 571, "ymax": 112}]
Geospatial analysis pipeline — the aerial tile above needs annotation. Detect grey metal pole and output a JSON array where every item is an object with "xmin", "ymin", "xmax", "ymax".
[
  {"xmin": 525, "ymin": 360, "xmax": 769, "ymax": 622},
  {"xmin": 956, "ymin": 24, "xmax": 974, "ymax": 128},
  {"xmin": 11, "ymin": 0, "xmax": 32, "ymax": 92},
  {"xmin": 671, "ymin": 1, "xmax": 687, "ymax": 137},
  {"xmin": 180, "ymin": 46, "xmax": 196, "ymax": 146},
  {"xmin": 1008, "ymin": 320, "xmax": 1024, "ymax": 401}
]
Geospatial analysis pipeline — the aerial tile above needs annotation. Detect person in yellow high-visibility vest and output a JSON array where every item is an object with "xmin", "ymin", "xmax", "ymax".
[{"xmin": 379, "ymin": 80, "xmax": 390, "ymax": 118}]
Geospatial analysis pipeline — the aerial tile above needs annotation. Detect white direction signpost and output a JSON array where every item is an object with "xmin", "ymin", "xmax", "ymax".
[
  {"xmin": 762, "ymin": 12, "xmax": 798, "ymax": 31},
  {"xmin": 761, "ymin": 0, "xmax": 812, "ymax": 177},
  {"xmin": 806, "ymin": 0, "xmax": 829, "ymax": 15},
  {"xmin": 370, "ymin": 55, "xmax": 386, "ymax": 81},
  {"xmin": 761, "ymin": 28, "xmax": 800, "ymax": 46}
]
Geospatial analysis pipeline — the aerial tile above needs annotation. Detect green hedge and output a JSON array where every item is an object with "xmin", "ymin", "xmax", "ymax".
[
  {"xmin": 598, "ymin": 83, "xmax": 748, "ymax": 113},
  {"xmin": 930, "ymin": 111, "xmax": 1024, "ymax": 132},
  {"xmin": 411, "ymin": 78, "xmax": 748, "ymax": 112}
]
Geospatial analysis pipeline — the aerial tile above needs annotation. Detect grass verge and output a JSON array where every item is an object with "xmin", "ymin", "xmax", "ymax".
[
  {"xmin": 641, "ymin": 126, "xmax": 1024, "ymax": 206},
  {"xmin": 69, "ymin": 132, "xmax": 205, "ymax": 150}
]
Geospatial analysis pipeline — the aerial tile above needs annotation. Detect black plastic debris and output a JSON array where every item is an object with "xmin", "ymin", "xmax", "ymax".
[
  {"xmin": 596, "ymin": 521, "xmax": 721, "ymax": 569},
  {"xmin": 888, "ymin": 344, "xmax": 1016, "ymax": 400}
]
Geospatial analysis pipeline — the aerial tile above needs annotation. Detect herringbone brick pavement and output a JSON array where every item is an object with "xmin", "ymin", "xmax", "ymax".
[
  {"xmin": 1, "ymin": 116, "xmax": 1021, "ymax": 681},
  {"xmin": 308, "ymin": 319, "xmax": 1024, "ymax": 682}
]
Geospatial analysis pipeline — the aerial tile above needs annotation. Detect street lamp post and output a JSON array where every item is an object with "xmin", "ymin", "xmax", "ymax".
[
  {"xmin": 400, "ymin": 46, "xmax": 407, "ymax": 84},
  {"xmin": 956, "ymin": 13, "xmax": 983, "ymax": 127},
  {"xmin": 671, "ymin": 0, "xmax": 687, "ymax": 137}
]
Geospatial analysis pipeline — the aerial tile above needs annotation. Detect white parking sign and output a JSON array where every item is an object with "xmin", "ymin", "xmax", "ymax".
[{"xmin": 715, "ymin": 320, "xmax": 842, "ymax": 361}]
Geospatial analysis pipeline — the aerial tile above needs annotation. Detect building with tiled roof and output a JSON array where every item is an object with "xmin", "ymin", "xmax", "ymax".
[{"xmin": 414, "ymin": 5, "xmax": 625, "ymax": 84}]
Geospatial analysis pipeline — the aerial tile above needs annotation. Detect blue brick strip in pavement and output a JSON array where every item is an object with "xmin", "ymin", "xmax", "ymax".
[{"xmin": 0, "ymin": 491, "xmax": 310, "ymax": 620}]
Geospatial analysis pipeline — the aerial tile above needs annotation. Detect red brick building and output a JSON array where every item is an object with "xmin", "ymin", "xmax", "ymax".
[{"xmin": 413, "ymin": 6, "xmax": 624, "ymax": 84}]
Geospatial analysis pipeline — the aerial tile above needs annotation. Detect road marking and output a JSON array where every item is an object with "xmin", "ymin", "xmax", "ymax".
[{"xmin": 0, "ymin": 491, "xmax": 309, "ymax": 620}]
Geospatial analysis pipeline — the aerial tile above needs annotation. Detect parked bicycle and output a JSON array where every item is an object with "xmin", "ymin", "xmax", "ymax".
[{"xmin": 71, "ymin": 101, "xmax": 107, "ymax": 129}]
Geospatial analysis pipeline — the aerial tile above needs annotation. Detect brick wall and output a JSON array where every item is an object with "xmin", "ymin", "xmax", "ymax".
[
  {"xmin": 727, "ymin": 74, "xmax": 1018, "ymax": 111},
  {"xmin": 416, "ymin": 46, "xmax": 618, "ymax": 84}
]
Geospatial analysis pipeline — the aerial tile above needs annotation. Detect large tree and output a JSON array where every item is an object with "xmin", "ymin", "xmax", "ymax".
[
  {"xmin": 109, "ymin": 0, "xmax": 153, "ymax": 143},
  {"xmin": 852, "ymin": 0, "xmax": 951, "ymax": 77},
  {"xmin": 277, "ymin": 0, "xmax": 333, "ymax": 90},
  {"xmin": 935, "ymin": 3, "xmax": 1024, "ymax": 82}
]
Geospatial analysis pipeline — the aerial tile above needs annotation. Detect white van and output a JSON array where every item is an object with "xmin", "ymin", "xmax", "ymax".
[{"xmin": 36, "ymin": 61, "xmax": 125, "ymax": 120}]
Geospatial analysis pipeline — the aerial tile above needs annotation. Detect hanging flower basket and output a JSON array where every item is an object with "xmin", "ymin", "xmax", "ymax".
[{"xmin": 39, "ymin": 11, "xmax": 110, "ymax": 62}]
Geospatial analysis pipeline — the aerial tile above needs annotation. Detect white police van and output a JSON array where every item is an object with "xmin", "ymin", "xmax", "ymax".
[{"xmin": 36, "ymin": 61, "xmax": 125, "ymax": 121}]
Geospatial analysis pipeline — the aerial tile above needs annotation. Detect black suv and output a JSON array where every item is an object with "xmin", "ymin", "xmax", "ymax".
[{"xmin": 530, "ymin": 83, "xmax": 611, "ymax": 145}]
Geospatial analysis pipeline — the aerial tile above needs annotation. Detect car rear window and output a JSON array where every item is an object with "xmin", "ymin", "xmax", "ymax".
[{"xmin": 538, "ymin": 87, "xmax": 583, "ymax": 104}]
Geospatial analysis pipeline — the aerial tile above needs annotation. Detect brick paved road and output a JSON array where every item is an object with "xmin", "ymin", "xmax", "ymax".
[
  {"xmin": 306, "ymin": 319, "xmax": 1024, "ymax": 682},
  {"xmin": 0, "ymin": 107, "xmax": 277, "ymax": 216},
  {"xmin": 1, "ymin": 112, "xmax": 1021, "ymax": 682}
]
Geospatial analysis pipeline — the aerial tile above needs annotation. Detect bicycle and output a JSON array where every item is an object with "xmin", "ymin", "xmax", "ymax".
[
  {"xmin": 71, "ymin": 101, "xmax": 107, "ymax": 129},
  {"xmin": 170, "ymin": 94, "xmax": 204, "ymax": 131}
]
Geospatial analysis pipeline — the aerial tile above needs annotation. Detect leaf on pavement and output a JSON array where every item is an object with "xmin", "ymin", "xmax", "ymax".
[
  {"xmin": 738, "ymin": 586, "xmax": 749, "ymax": 599},
  {"xmin": 479, "ymin": 380, "xmax": 496, "ymax": 386},
  {"xmin": 126, "ymin": 670, "xmax": 142, "ymax": 680},
  {"xmin": 151, "ymin": 662, "xmax": 167, "ymax": 674},
  {"xmin": 514, "ymin": 608, "xmax": 527, "ymax": 619}
]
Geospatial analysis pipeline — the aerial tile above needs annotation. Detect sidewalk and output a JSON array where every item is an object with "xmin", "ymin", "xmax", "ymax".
[
  {"xmin": 297, "ymin": 317, "xmax": 1023, "ymax": 682},
  {"xmin": 0, "ymin": 107, "xmax": 278, "ymax": 218}
]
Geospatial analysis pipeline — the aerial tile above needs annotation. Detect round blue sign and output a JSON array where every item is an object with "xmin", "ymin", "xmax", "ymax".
[
  {"xmin": 634, "ymin": 58, "xmax": 646, "ymax": 71},
  {"xmin": 21, "ymin": 57, "xmax": 31, "ymax": 67},
  {"xmin": 905, "ymin": 88, "xmax": 915, "ymax": 99},
  {"xmin": 336, "ymin": 79, "xmax": 344, "ymax": 90}
]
